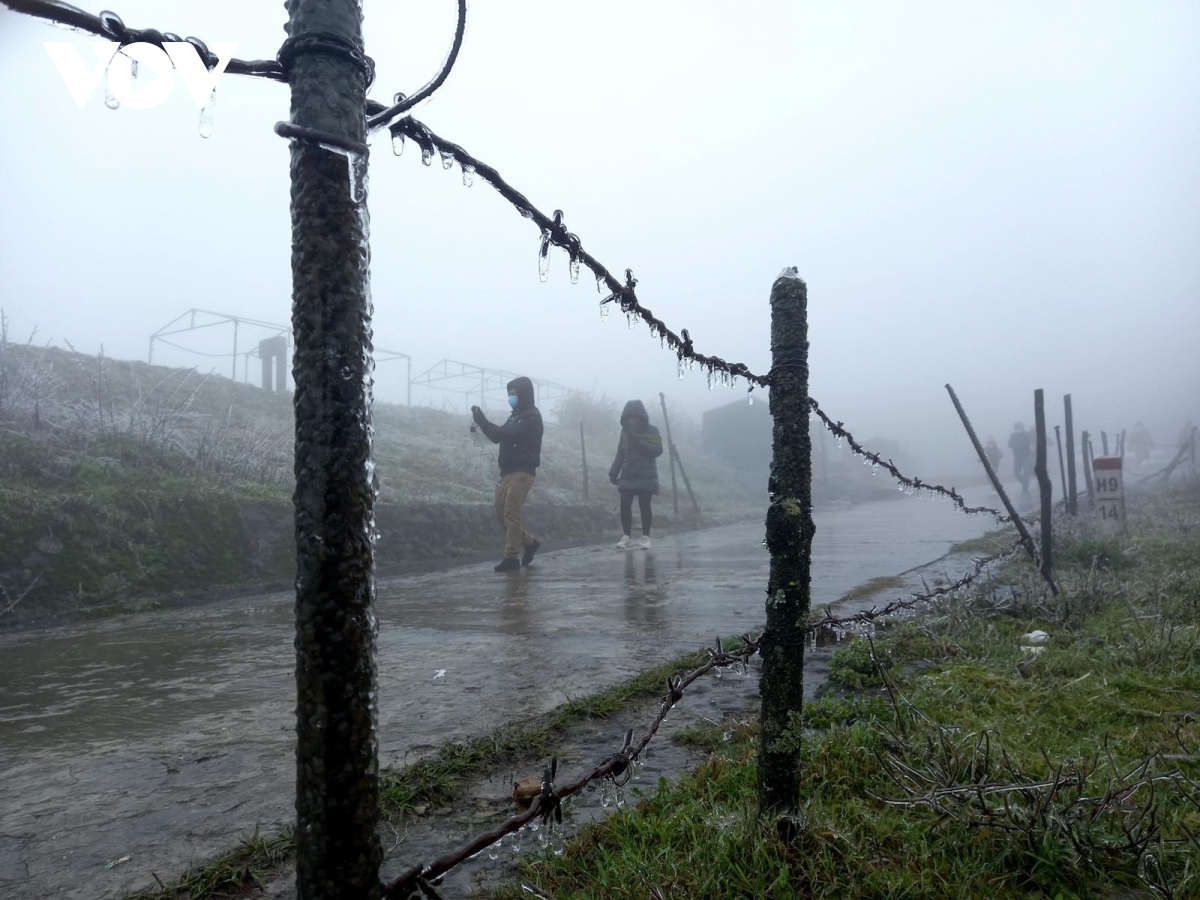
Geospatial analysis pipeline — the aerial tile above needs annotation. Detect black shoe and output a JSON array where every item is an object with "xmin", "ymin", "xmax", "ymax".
[
  {"xmin": 521, "ymin": 540, "xmax": 542, "ymax": 567},
  {"xmin": 494, "ymin": 558, "xmax": 521, "ymax": 573}
]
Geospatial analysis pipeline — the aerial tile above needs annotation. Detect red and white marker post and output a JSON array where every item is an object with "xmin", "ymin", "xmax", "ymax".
[{"xmin": 1092, "ymin": 456, "xmax": 1125, "ymax": 534}]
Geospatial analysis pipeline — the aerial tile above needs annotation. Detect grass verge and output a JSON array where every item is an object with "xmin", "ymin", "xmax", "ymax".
[
  {"xmin": 830, "ymin": 574, "xmax": 905, "ymax": 606},
  {"xmin": 497, "ymin": 484, "xmax": 1200, "ymax": 900}
]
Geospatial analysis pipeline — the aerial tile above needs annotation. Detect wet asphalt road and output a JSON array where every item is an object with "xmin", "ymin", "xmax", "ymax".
[{"xmin": 0, "ymin": 491, "xmax": 1012, "ymax": 898}]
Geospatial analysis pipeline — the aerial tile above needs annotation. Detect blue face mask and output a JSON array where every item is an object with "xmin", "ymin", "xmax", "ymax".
[{"xmin": 508, "ymin": 395, "xmax": 519, "ymax": 409}]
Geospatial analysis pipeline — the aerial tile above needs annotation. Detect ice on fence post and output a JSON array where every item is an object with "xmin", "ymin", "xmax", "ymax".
[{"xmin": 199, "ymin": 89, "xmax": 216, "ymax": 139}]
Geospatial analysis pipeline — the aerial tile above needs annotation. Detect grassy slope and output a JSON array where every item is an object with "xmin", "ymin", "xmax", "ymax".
[{"xmin": 497, "ymin": 483, "xmax": 1200, "ymax": 900}]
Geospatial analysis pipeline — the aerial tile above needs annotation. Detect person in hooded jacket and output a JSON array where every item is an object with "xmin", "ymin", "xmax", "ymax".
[
  {"xmin": 472, "ymin": 376, "xmax": 544, "ymax": 572},
  {"xmin": 1008, "ymin": 422, "xmax": 1033, "ymax": 493},
  {"xmin": 608, "ymin": 399, "xmax": 664, "ymax": 550},
  {"xmin": 984, "ymin": 436, "xmax": 1003, "ymax": 472}
]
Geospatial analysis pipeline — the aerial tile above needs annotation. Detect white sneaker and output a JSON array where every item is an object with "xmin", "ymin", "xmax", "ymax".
[
  {"xmin": 637, "ymin": 535, "xmax": 652, "ymax": 550},
  {"xmin": 615, "ymin": 535, "xmax": 633, "ymax": 550}
]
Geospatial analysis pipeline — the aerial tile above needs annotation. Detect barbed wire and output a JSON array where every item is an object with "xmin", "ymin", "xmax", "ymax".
[
  {"xmin": 1, "ymin": 0, "xmax": 287, "ymax": 79},
  {"xmin": 805, "ymin": 538, "xmax": 1026, "ymax": 637},
  {"xmin": 807, "ymin": 398, "xmax": 1019, "ymax": 524},
  {"xmin": 366, "ymin": 0, "xmax": 467, "ymax": 133},
  {"xmin": 381, "ymin": 634, "xmax": 761, "ymax": 899},
  {"xmin": 382, "ymin": 115, "xmax": 773, "ymax": 390}
]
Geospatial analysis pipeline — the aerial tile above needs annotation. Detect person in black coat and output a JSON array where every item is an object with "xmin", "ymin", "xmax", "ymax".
[
  {"xmin": 472, "ymin": 376, "xmax": 544, "ymax": 572},
  {"xmin": 608, "ymin": 399, "xmax": 664, "ymax": 550}
]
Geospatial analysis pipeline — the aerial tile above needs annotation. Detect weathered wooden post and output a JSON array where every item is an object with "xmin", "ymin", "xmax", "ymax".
[
  {"xmin": 946, "ymin": 384, "xmax": 1051, "ymax": 589},
  {"xmin": 1054, "ymin": 424, "xmax": 1067, "ymax": 508},
  {"xmin": 579, "ymin": 421, "xmax": 589, "ymax": 502},
  {"xmin": 1064, "ymin": 395, "xmax": 1077, "ymax": 515},
  {"xmin": 672, "ymin": 444, "xmax": 702, "ymax": 515},
  {"xmin": 758, "ymin": 268, "xmax": 814, "ymax": 819},
  {"xmin": 658, "ymin": 392, "xmax": 680, "ymax": 517},
  {"xmin": 1082, "ymin": 431, "xmax": 1096, "ymax": 510},
  {"xmin": 284, "ymin": 1, "xmax": 381, "ymax": 896},
  {"xmin": 1034, "ymin": 390, "xmax": 1053, "ymax": 583}
]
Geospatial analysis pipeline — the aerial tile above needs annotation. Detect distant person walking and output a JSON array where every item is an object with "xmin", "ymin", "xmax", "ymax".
[
  {"xmin": 1008, "ymin": 422, "xmax": 1034, "ymax": 493},
  {"xmin": 1130, "ymin": 421, "xmax": 1152, "ymax": 464},
  {"xmin": 984, "ymin": 435, "xmax": 1003, "ymax": 473},
  {"xmin": 608, "ymin": 400, "xmax": 664, "ymax": 550},
  {"xmin": 472, "ymin": 376, "xmax": 544, "ymax": 573}
]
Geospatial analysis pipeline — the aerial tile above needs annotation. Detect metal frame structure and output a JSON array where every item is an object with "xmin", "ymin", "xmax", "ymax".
[
  {"xmin": 149, "ymin": 308, "xmax": 288, "ymax": 382},
  {"xmin": 408, "ymin": 358, "xmax": 577, "ymax": 412},
  {"xmin": 149, "ymin": 308, "xmax": 412, "ymax": 401}
]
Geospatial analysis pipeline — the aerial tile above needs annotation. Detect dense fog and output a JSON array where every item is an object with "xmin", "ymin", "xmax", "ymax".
[{"xmin": 2, "ymin": 0, "xmax": 1197, "ymax": 478}]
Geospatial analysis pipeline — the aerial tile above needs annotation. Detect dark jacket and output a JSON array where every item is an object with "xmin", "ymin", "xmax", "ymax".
[
  {"xmin": 1008, "ymin": 430, "xmax": 1032, "ymax": 460},
  {"xmin": 475, "ymin": 376, "xmax": 543, "ymax": 477},
  {"xmin": 608, "ymin": 399, "xmax": 664, "ymax": 494}
]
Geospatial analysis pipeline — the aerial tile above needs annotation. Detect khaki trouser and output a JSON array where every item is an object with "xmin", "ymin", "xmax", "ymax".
[{"xmin": 494, "ymin": 472, "xmax": 537, "ymax": 559}]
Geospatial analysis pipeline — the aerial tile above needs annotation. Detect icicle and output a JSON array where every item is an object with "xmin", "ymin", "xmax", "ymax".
[
  {"xmin": 421, "ymin": 146, "xmax": 434, "ymax": 166},
  {"xmin": 336, "ymin": 150, "xmax": 367, "ymax": 204},
  {"xmin": 569, "ymin": 255, "xmax": 581, "ymax": 285},
  {"xmin": 391, "ymin": 129, "xmax": 405, "ymax": 157},
  {"xmin": 599, "ymin": 301, "xmax": 609, "ymax": 322},
  {"xmin": 439, "ymin": 149, "xmax": 455, "ymax": 170},
  {"xmin": 748, "ymin": 392, "xmax": 754, "ymax": 406},
  {"xmin": 461, "ymin": 164, "xmax": 474, "ymax": 187},
  {"xmin": 677, "ymin": 358, "xmax": 685, "ymax": 379},
  {"xmin": 104, "ymin": 67, "xmax": 120, "ymax": 110},
  {"xmin": 626, "ymin": 313, "xmax": 634, "ymax": 329},
  {"xmin": 130, "ymin": 58, "xmax": 139, "ymax": 80},
  {"xmin": 198, "ymin": 89, "xmax": 216, "ymax": 139},
  {"xmin": 538, "ymin": 229, "xmax": 551, "ymax": 282},
  {"xmin": 595, "ymin": 273, "xmax": 606, "ymax": 294}
]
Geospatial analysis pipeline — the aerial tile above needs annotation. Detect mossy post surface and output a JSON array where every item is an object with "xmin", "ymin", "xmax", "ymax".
[
  {"xmin": 286, "ymin": 1, "xmax": 381, "ymax": 897},
  {"xmin": 757, "ymin": 269, "xmax": 815, "ymax": 816}
]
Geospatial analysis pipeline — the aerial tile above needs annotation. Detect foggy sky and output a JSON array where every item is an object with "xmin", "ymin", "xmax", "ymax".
[{"xmin": 1, "ymin": 0, "xmax": 1197, "ymax": 476}]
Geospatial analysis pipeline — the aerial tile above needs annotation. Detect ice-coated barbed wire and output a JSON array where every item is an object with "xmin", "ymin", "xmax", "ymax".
[
  {"xmin": 804, "ymin": 538, "xmax": 1025, "ymax": 637},
  {"xmin": 366, "ymin": 0, "xmax": 467, "ymax": 133},
  {"xmin": 381, "ymin": 634, "xmax": 760, "ymax": 900},
  {"xmin": 0, "ymin": 0, "xmax": 287, "ymax": 79},
  {"xmin": 377, "ymin": 113, "xmax": 772, "ymax": 390},
  {"xmin": 808, "ymin": 397, "xmax": 1019, "ymax": 524}
]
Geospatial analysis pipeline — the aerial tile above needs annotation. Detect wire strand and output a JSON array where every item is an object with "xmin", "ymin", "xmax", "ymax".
[
  {"xmin": 366, "ymin": 0, "xmax": 468, "ymax": 133},
  {"xmin": 0, "ymin": 0, "xmax": 287, "ymax": 80}
]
